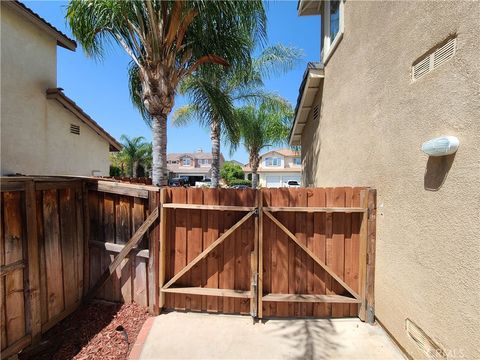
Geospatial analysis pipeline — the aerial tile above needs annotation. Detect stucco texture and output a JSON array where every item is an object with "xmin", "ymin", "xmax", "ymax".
[
  {"xmin": 1, "ymin": 5, "xmax": 110, "ymax": 176},
  {"xmin": 301, "ymin": 1, "xmax": 480, "ymax": 359}
]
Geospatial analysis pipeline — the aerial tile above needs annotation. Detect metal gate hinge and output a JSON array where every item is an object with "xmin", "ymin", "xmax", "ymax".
[{"xmin": 254, "ymin": 208, "xmax": 259, "ymax": 216}]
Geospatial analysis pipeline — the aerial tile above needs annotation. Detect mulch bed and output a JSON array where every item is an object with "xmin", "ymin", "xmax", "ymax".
[{"xmin": 20, "ymin": 301, "xmax": 150, "ymax": 360}]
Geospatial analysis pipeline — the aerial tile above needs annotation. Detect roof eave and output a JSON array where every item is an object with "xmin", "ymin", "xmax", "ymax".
[
  {"xmin": 289, "ymin": 67, "xmax": 324, "ymax": 146},
  {"xmin": 46, "ymin": 88, "xmax": 122, "ymax": 152},
  {"xmin": 6, "ymin": 1, "xmax": 77, "ymax": 51},
  {"xmin": 297, "ymin": 0, "xmax": 322, "ymax": 16}
]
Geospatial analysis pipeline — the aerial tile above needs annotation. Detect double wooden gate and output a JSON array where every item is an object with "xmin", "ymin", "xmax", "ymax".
[{"xmin": 159, "ymin": 187, "xmax": 376, "ymax": 321}]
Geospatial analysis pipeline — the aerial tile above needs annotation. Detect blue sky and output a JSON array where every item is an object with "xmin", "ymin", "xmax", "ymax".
[{"xmin": 24, "ymin": 1, "xmax": 320, "ymax": 164}]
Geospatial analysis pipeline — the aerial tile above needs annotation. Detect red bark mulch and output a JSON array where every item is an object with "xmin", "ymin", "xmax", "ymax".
[{"xmin": 20, "ymin": 302, "xmax": 150, "ymax": 360}]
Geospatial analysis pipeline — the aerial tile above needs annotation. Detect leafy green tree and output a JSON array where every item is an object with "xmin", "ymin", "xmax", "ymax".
[
  {"xmin": 67, "ymin": 0, "xmax": 266, "ymax": 186},
  {"xmin": 172, "ymin": 45, "xmax": 302, "ymax": 187},
  {"xmin": 234, "ymin": 101, "xmax": 293, "ymax": 188},
  {"xmin": 118, "ymin": 135, "xmax": 149, "ymax": 178},
  {"xmin": 220, "ymin": 161, "xmax": 244, "ymax": 185}
]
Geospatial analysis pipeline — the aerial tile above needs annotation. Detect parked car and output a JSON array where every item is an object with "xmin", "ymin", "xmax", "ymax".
[
  {"xmin": 195, "ymin": 178, "xmax": 212, "ymax": 188},
  {"xmin": 231, "ymin": 184, "xmax": 250, "ymax": 189},
  {"xmin": 169, "ymin": 178, "xmax": 186, "ymax": 187},
  {"xmin": 287, "ymin": 180, "xmax": 300, "ymax": 188}
]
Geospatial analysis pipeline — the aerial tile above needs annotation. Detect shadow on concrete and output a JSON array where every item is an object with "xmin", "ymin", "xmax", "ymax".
[
  {"xmin": 264, "ymin": 318, "xmax": 339, "ymax": 360},
  {"xmin": 424, "ymin": 154, "xmax": 455, "ymax": 191}
]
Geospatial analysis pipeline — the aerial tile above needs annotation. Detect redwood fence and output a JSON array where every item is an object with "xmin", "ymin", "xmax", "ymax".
[{"xmin": 0, "ymin": 176, "xmax": 376, "ymax": 357}]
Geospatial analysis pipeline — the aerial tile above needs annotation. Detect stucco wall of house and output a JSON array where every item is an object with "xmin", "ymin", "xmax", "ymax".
[
  {"xmin": 1, "ymin": 5, "xmax": 110, "ymax": 176},
  {"xmin": 301, "ymin": 1, "xmax": 480, "ymax": 359}
]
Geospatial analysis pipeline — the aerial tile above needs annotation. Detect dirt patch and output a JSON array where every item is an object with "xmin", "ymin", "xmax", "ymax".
[{"xmin": 20, "ymin": 301, "xmax": 149, "ymax": 360}]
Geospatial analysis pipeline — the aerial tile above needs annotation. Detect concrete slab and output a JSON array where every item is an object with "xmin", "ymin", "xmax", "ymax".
[{"xmin": 135, "ymin": 312, "xmax": 406, "ymax": 360}]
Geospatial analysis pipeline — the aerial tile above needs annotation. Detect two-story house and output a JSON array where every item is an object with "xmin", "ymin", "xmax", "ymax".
[
  {"xmin": 243, "ymin": 149, "xmax": 302, "ymax": 187},
  {"xmin": 167, "ymin": 149, "xmax": 224, "ymax": 183},
  {"xmin": 292, "ymin": 1, "xmax": 479, "ymax": 359},
  {"xmin": 1, "ymin": 1, "xmax": 121, "ymax": 176}
]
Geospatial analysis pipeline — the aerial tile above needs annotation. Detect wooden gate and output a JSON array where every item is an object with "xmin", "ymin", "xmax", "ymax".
[{"xmin": 159, "ymin": 187, "xmax": 376, "ymax": 321}]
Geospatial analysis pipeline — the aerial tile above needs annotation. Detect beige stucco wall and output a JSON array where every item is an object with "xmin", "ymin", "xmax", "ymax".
[
  {"xmin": 1, "ymin": 5, "xmax": 110, "ymax": 176},
  {"xmin": 301, "ymin": 1, "xmax": 480, "ymax": 359}
]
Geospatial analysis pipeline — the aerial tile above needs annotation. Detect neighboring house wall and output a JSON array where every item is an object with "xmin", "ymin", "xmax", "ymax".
[
  {"xmin": 44, "ymin": 102, "xmax": 111, "ymax": 176},
  {"xmin": 300, "ymin": 1, "xmax": 479, "ymax": 359},
  {"xmin": 245, "ymin": 150, "xmax": 302, "ymax": 187},
  {"xmin": 1, "ymin": 5, "xmax": 56, "ymax": 175},
  {"xmin": 0, "ymin": 4, "xmax": 116, "ymax": 176}
]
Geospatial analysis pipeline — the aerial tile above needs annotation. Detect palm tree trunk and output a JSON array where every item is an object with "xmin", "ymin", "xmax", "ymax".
[
  {"xmin": 250, "ymin": 154, "xmax": 260, "ymax": 189},
  {"xmin": 210, "ymin": 118, "xmax": 221, "ymax": 188},
  {"xmin": 133, "ymin": 160, "xmax": 138, "ymax": 178},
  {"xmin": 152, "ymin": 114, "xmax": 168, "ymax": 186}
]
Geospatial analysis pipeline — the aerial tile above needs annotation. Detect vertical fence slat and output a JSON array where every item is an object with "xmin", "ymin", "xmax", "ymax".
[
  {"xmin": 25, "ymin": 181, "xmax": 41, "ymax": 344},
  {"xmin": 59, "ymin": 188, "xmax": 77, "ymax": 310},
  {"xmin": 0, "ymin": 193, "xmax": 7, "ymax": 349},
  {"xmin": 43, "ymin": 190, "xmax": 65, "ymax": 321},
  {"xmin": 358, "ymin": 189, "xmax": 369, "ymax": 321},
  {"xmin": 366, "ymin": 189, "xmax": 377, "ymax": 324}
]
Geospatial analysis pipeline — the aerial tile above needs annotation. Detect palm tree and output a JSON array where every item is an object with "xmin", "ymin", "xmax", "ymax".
[
  {"xmin": 234, "ymin": 101, "xmax": 293, "ymax": 188},
  {"xmin": 67, "ymin": 0, "xmax": 266, "ymax": 186},
  {"xmin": 119, "ymin": 135, "xmax": 149, "ymax": 178},
  {"xmin": 172, "ymin": 45, "xmax": 302, "ymax": 187}
]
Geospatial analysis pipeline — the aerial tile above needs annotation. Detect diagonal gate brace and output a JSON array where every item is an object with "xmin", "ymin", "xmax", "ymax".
[
  {"xmin": 162, "ymin": 210, "xmax": 255, "ymax": 290},
  {"xmin": 263, "ymin": 209, "xmax": 360, "ymax": 300}
]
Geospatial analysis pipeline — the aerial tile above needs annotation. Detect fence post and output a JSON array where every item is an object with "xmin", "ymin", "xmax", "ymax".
[
  {"xmin": 82, "ymin": 181, "xmax": 90, "ymax": 296},
  {"xmin": 250, "ymin": 189, "xmax": 259, "ymax": 318},
  {"xmin": 159, "ymin": 188, "xmax": 167, "ymax": 311},
  {"xmin": 358, "ymin": 189, "xmax": 369, "ymax": 321},
  {"xmin": 148, "ymin": 190, "xmax": 160, "ymax": 315},
  {"xmin": 25, "ymin": 180, "xmax": 41, "ymax": 344},
  {"xmin": 257, "ymin": 189, "xmax": 264, "ymax": 319},
  {"xmin": 365, "ymin": 189, "xmax": 377, "ymax": 324}
]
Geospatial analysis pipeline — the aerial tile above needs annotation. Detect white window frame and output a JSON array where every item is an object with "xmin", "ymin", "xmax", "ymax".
[
  {"xmin": 322, "ymin": 0, "xmax": 345, "ymax": 64},
  {"xmin": 265, "ymin": 157, "xmax": 281, "ymax": 167},
  {"xmin": 182, "ymin": 157, "xmax": 191, "ymax": 166}
]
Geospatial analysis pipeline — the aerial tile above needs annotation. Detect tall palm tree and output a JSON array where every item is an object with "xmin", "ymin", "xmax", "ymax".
[
  {"xmin": 119, "ymin": 135, "xmax": 149, "ymax": 178},
  {"xmin": 67, "ymin": 0, "xmax": 266, "ymax": 186},
  {"xmin": 234, "ymin": 101, "xmax": 293, "ymax": 188},
  {"xmin": 172, "ymin": 45, "xmax": 302, "ymax": 187}
]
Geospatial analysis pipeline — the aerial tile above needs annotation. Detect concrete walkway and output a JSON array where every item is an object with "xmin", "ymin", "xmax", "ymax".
[{"xmin": 133, "ymin": 312, "xmax": 405, "ymax": 360}]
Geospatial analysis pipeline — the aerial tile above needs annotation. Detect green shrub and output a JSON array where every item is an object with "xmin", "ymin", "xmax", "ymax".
[
  {"xmin": 109, "ymin": 165, "xmax": 122, "ymax": 177},
  {"xmin": 220, "ymin": 162, "xmax": 244, "ymax": 185},
  {"xmin": 229, "ymin": 179, "xmax": 252, "ymax": 187}
]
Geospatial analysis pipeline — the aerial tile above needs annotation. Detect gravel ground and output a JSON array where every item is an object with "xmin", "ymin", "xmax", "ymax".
[{"xmin": 20, "ymin": 302, "xmax": 149, "ymax": 360}]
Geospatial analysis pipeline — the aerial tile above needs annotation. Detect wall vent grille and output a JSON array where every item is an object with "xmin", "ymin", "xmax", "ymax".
[
  {"xmin": 405, "ymin": 319, "xmax": 446, "ymax": 360},
  {"xmin": 412, "ymin": 38, "xmax": 456, "ymax": 81},
  {"xmin": 70, "ymin": 124, "xmax": 80, "ymax": 135},
  {"xmin": 313, "ymin": 105, "xmax": 319, "ymax": 121}
]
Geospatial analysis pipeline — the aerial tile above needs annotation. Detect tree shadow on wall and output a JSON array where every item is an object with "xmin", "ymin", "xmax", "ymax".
[
  {"xmin": 265, "ymin": 318, "xmax": 339, "ymax": 360},
  {"xmin": 424, "ymin": 154, "xmax": 455, "ymax": 191}
]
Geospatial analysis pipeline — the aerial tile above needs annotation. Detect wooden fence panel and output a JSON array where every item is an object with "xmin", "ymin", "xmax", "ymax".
[
  {"xmin": 261, "ymin": 187, "xmax": 369, "ymax": 318},
  {"xmin": 163, "ymin": 188, "xmax": 256, "ymax": 314},
  {"xmin": 86, "ymin": 189, "xmax": 150, "ymax": 306},
  {"xmin": 2, "ymin": 191, "xmax": 26, "ymax": 347}
]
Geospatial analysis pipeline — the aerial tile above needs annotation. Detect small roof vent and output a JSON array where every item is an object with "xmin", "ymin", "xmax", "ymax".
[
  {"xmin": 70, "ymin": 124, "xmax": 80, "ymax": 135},
  {"xmin": 412, "ymin": 37, "xmax": 456, "ymax": 81},
  {"xmin": 312, "ymin": 105, "xmax": 319, "ymax": 121}
]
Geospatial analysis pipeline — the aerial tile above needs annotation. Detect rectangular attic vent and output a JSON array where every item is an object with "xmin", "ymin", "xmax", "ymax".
[
  {"xmin": 313, "ymin": 105, "xmax": 319, "ymax": 121},
  {"xmin": 405, "ymin": 319, "xmax": 446, "ymax": 360},
  {"xmin": 412, "ymin": 38, "xmax": 456, "ymax": 81},
  {"xmin": 70, "ymin": 124, "xmax": 80, "ymax": 135}
]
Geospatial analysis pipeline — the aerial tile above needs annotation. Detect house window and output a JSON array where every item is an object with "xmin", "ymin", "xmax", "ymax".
[
  {"xmin": 265, "ymin": 157, "xmax": 281, "ymax": 167},
  {"xmin": 198, "ymin": 159, "xmax": 209, "ymax": 165},
  {"xmin": 293, "ymin": 157, "xmax": 301, "ymax": 166},
  {"xmin": 322, "ymin": 0, "xmax": 344, "ymax": 63},
  {"xmin": 182, "ymin": 158, "xmax": 191, "ymax": 166}
]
